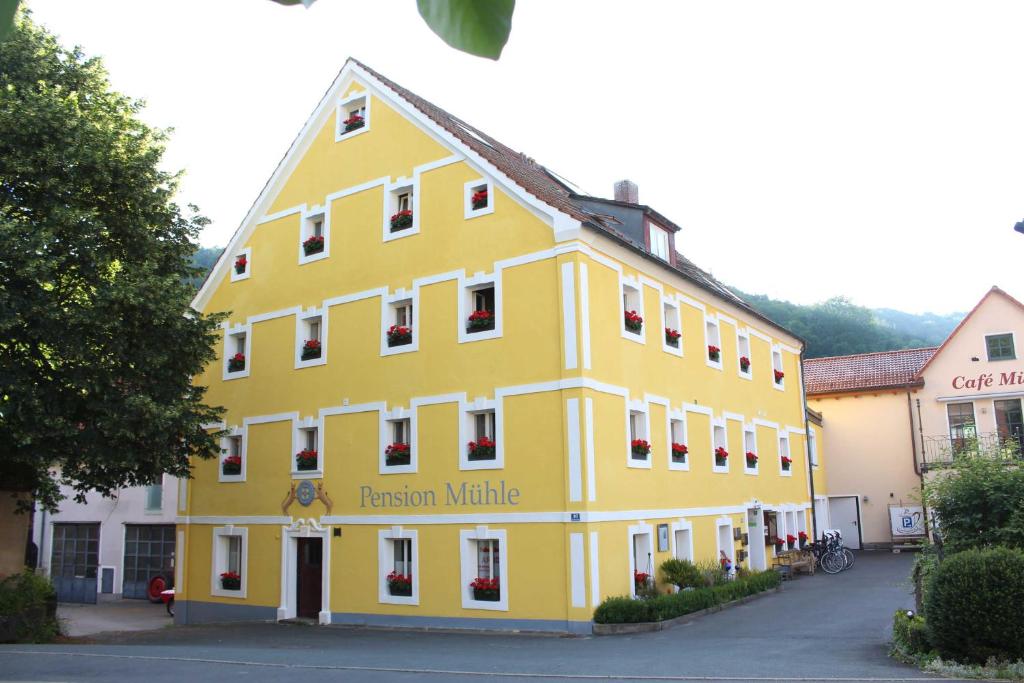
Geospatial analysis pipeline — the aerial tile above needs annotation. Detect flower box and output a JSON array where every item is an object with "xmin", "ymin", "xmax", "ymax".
[
  {"xmin": 301, "ymin": 339, "xmax": 322, "ymax": 361},
  {"xmin": 624, "ymin": 310, "xmax": 643, "ymax": 333},
  {"xmin": 466, "ymin": 309, "xmax": 495, "ymax": 333},
  {"xmin": 745, "ymin": 451, "xmax": 758, "ymax": 467},
  {"xmin": 234, "ymin": 256, "xmax": 247, "ymax": 274},
  {"xmin": 303, "ymin": 234, "xmax": 324, "ymax": 256},
  {"xmin": 387, "ymin": 570, "xmax": 412, "ymax": 597},
  {"xmin": 665, "ymin": 328, "xmax": 681, "ymax": 347},
  {"xmin": 227, "ymin": 353, "xmax": 246, "ymax": 372},
  {"xmin": 774, "ymin": 370, "xmax": 785, "ymax": 384},
  {"xmin": 467, "ymin": 437, "xmax": 496, "ymax": 461},
  {"xmin": 786, "ymin": 534, "xmax": 797, "ymax": 549},
  {"xmin": 390, "ymin": 210, "xmax": 413, "ymax": 232},
  {"xmin": 708, "ymin": 345, "xmax": 721, "ymax": 362},
  {"xmin": 296, "ymin": 448, "xmax": 318, "ymax": 471},
  {"xmin": 471, "ymin": 189, "xmax": 488, "ymax": 210},
  {"xmin": 630, "ymin": 439, "xmax": 651, "ymax": 459},
  {"xmin": 771, "ymin": 537, "xmax": 784, "ymax": 551},
  {"xmin": 385, "ymin": 442, "xmax": 411, "ymax": 467},
  {"xmin": 222, "ymin": 455, "xmax": 242, "ymax": 476},
  {"xmin": 470, "ymin": 576, "xmax": 499, "ymax": 601},
  {"xmin": 220, "ymin": 571, "xmax": 241, "ymax": 590},
  {"xmin": 781, "ymin": 455, "xmax": 792, "ymax": 471},
  {"xmin": 342, "ymin": 113, "xmax": 365, "ymax": 133},
  {"xmin": 739, "ymin": 356, "xmax": 750, "ymax": 372},
  {"xmin": 714, "ymin": 446, "xmax": 729, "ymax": 467},
  {"xmin": 798, "ymin": 531, "xmax": 808, "ymax": 548},
  {"xmin": 671, "ymin": 442, "xmax": 688, "ymax": 463},
  {"xmin": 387, "ymin": 324, "xmax": 413, "ymax": 347}
]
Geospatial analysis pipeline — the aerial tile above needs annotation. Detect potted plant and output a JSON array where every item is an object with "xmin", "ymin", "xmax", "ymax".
[
  {"xmin": 387, "ymin": 324, "xmax": 412, "ymax": 347},
  {"xmin": 665, "ymin": 327, "xmax": 681, "ymax": 347},
  {"xmin": 671, "ymin": 442, "xmax": 688, "ymax": 463},
  {"xmin": 390, "ymin": 209, "xmax": 413, "ymax": 231},
  {"xmin": 714, "ymin": 446, "xmax": 729, "ymax": 467},
  {"xmin": 227, "ymin": 352, "xmax": 245, "ymax": 372},
  {"xmin": 342, "ymin": 112, "xmax": 364, "ymax": 133},
  {"xmin": 303, "ymin": 234, "xmax": 324, "ymax": 256},
  {"xmin": 708, "ymin": 345, "xmax": 721, "ymax": 362},
  {"xmin": 798, "ymin": 531, "xmax": 808, "ymax": 549},
  {"xmin": 385, "ymin": 442, "xmax": 411, "ymax": 467},
  {"xmin": 786, "ymin": 534, "xmax": 797, "ymax": 549},
  {"xmin": 745, "ymin": 451, "xmax": 758, "ymax": 467},
  {"xmin": 467, "ymin": 436, "xmax": 496, "ymax": 461},
  {"xmin": 774, "ymin": 369, "xmax": 785, "ymax": 384},
  {"xmin": 386, "ymin": 570, "xmax": 412, "ymax": 597},
  {"xmin": 301, "ymin": 339, "xmax": 322, "ymax": 360},
  {"xmin": 296, "ymin": 448, "xmax": 318, "ymax": 471},
  {"xmin": 624, "ymin": 310, "xmax": 643, "ymax": 333},
  {"xmin": 781, "ymin": 455, "xmax": 792, "ymax": 471},
  {"xmin": 470, "ymin": 576, "xmax": 500, "ymax": 601},
  {"xmin": 739, "ymin": 355, "xmax": 751, "ymax": 372},
  {"xmin": 471, "ymin": 188, "xmax": 488, "ymax": 210},
  {"xmin": 630, "ymin": 439, "xmax": 651, "ymax": 459},
  {"xmin": 220, "ymin": 571, "xmax": 241, "ymax": 590},
  {"xmin": 771, "ymin": 536, "xmax": 784, "ymax": 552},
  {"xmin": 234, "ymin": 255, "xmax": 247, "ymax": 274},
  {"xmin": 633, "ymin": 569, "xmax": 651, "ymax": 593},
  {"xmin": 222, "ymin": 454, "xmax": 242, "ymax": 476},
  {"xmin": 466, "ymin": 309, "xmax": 495, "ymax": 333}
]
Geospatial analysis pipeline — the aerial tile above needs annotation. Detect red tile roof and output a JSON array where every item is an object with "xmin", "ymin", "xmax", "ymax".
[{"xmin": 804, "ymin": 347, "xmax": 937, "ymax": 395}]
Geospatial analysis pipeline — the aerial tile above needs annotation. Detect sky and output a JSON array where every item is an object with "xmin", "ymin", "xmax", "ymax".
[{"xmin": 27, "ymin": 0, "xmax": 1024, "ymax": 314}]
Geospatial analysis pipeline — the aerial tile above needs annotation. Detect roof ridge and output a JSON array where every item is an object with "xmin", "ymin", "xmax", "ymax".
[{"xmin": 806, "ymin": 346, "xmax": 939, "ymax": 362}]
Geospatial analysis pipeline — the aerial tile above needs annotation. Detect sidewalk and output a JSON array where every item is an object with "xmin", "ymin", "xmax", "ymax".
[{"xmin": 58, "ymin": 598, "xmax": 172, "ymax": 637}]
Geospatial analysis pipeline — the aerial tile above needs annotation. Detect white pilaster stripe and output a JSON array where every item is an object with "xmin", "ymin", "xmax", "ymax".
[
  {"xmin": 570, "ymin": 533, "xmax": 585, "ymax": 608},
  {"xmin": 579, "ymin": 262, "xmax": 592, "ymax": 370},
  {"xmin": 589, "ymin": 532, "xmax": 601, "ymax": 607},
  {"xmin": 560, "ymin": 262, "xmax": 578, "ymax": 370},
  {"xmin": 567, "ymin": 398, "xmax": 582, "ymax": 503},
  {"xmin": 585, "ymin": 397, "xmax": 597, "ymax": 502}
]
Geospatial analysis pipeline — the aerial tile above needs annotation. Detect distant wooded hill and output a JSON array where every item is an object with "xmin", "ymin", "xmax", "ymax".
[{"xmin": 188, "ymin": 246, "xmax": 960, "ymax": 359}]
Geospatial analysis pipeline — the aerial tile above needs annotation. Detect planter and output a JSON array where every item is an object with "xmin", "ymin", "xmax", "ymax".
[
  {"xmin": 631, "ymin": 439, "xmax": 651, "ymax": 459},
  {"xmin": 385, "ymin": 443, "xmax": 411, "ymax": 467},
  {"xmin": 296, "ymin": 450, "xmax": 318, "ymax": 471},
  {"xmin": 220, "ymin": 574, "xmax": 241, "ymax": 591},
  {"xmin": 387, "ymin": 325, "xmax": 413, "ymax": 347},
  {"xmin": 774, "ymin": 370, "xmax": 785, "ymax": 384},
  {"xmin": 708, "ymin": 345, "xmax": 721, "ymax": 362},
  {"xmin": 390, "ymin": 210, "xmax": 413, "ymax": 231},
  {"xmin": 714, "ymin": 447, "xmax": 729, "ymax": 467},
  {"xmin": 468, "ymin": 439, "xmax": 496, "ymax": 461},
  {"xmin": 234, "ymin": 258, "xmax": 247, "ymax": 275},
  {"xmin": 301, "ymin": 341, "xmax": 322, "ymax": 360},
  {"xmin": 227, "ymin": 354, "xmax": 245, "ymax": 372},
  {"xmin": 473, "ymin": 588, "xmax": 500, "ymax": 601},
  {"xmin": 624, "ymin": 310, "xmax": 643, "ymax": 334},
  {"xmin": 671, "ymin": 443, "xmax": 688, "ymax": 464},
  {"xmin": 466, "ymin": 310, "xmax": 495, "ymax": 333},
  {"xmin": 471, "ymin": 190, "xmax": 488, "ymax": 210},
  {"xmin": 781, "ymin": 458, "xmax": 792, "ymax": 471},
  {"xmin": 343, "ymin": 114, "xmax": 365, "ymax": 133},
  {"xmin": 740, "ymin": 356, "xmax": 750, "ymax": 372},
  {"xmin": 222, "ymin": 457, "xmax": 242, "ymax": 476},
  {"xmin": 389, "ymin": 582, "xmax": 413, "ymax": 597},
  {"xmin": 303, "ymin": 235, "xmax": 324, "ymax": 256},
  {"xmin": 745, "ymin": 453, "xmax": 758, "ymax": 467},
  {"xmin": 665, "ymin": 328, "xmax": 681, "ymax": 347}
]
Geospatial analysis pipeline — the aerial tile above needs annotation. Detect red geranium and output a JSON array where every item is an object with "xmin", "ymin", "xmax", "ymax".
[
  {"xmin": 665, "ymin": 327, "xmax": 681, "ymax": 346},
  {"xmin": 343, "ymin": 113, "xmax": 365, "ymax": 132},
  {"xmin": 772, "ymin": 536, "xmax": 784, "ymax": 547},
  {"xmin": 471, "ymin": 189, "xmax": 488, "ymax": 210},
  {"xmin": 774, "ymin": 369, "xmax": 785, "ymax": 383},
  {"xmin": 385, "ymin": 442, "xmax": 411, "ymax": 466},
  {"xmin": 467, "ymin": 309, "xmax": 495, "ymax": 332},
  {"xmin": 234, "ymin": 256, "xmax": 247, "ymax": 273},
  {"xmin": 739, "ymin": 355, "xmax": 751, "ymax": 371},
  {"xmin": 220, "ymin": 571, "xmax": 240, "ymax": 580},
  {"xmin": 786, "ymin": 534, "xmax": 797, "ymax": 545},
  {"xmin": 781, "ymin": 455, "xmax": 792, "ymax": 470},
  {"xmin": 745, "ymin": 451, "xmax": 758, "ymax": 465},
  {"xmin": 302, "ymin": 234, "xmax": 325, "ymax": 255},
  {"xmin": 387, "ymin": 324, "xmax": 413, "ymax": 347},
  {"xmin": 386, "ymin": 570, "xmax": 412, "ymax": 595},
  {"xmin": 631, "ymin": 439, "xmax": 651, "ymax": 458},
  {"xmin": 798, "ymin": 531, "xmax": 808, "ymax": 540},
  {"xmin": 624, "ymin": 310, "xmax": 643, "ymax": 333},
  {"xmin": 301, "ymin": 338, "xmax": 322, "ymax": 360},
  {"xmin": 708, "ymin": 344, "xmax": 721, "ymax": 361},
  {"xmin": 633, "ymin": 570, "xmax": 651, "ymax": 586},
  {"xmin": 671, "ymin": 442, "xmax": 688, "ymax": 460},
  {"xmin": 468, "ymin": 437, "xmax": 496, "ymax": 460},
  {"xmin": 227, "ymin": 352, "xmax": 245, "ymax": 372},
  {"xmin": 296, "ymin": 448, "xmax": 318, "ymax": 471},
  {"xmin": 390, "ymin": 209, "xmax": 414, "ymax": 231},
  {"xmin": 715, "ymin": 446, "xmax": 729, "ymax": 461}
]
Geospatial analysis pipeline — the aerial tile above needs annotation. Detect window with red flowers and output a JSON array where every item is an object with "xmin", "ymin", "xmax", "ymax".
[
  {"xmin": 706, "ymin": 317, "xmax": 722, "ymax": 365},
  {"xmin": 466, "ymin": 286, "xmax": 496, "ymax": 334},
  {"xmin": 622, "ymin": 281, "xmax": 643, "ymax": 337},
  {"xmin": 387, "ymin": 300, "xmax": 414, "ymax": 348},
  {"xmin": 737, "ymin": 331, "xmax": 751, "ymax": 375},
  {"xmin": 772, "ymin": 349, "xmax": 785, "ymax": 388},
  {"xmin": 295, "ymin": 427, "xmax": 319, "ymax": 473},
  {"xmin": 222, "ymin": 434, "xmax": 243, "ymax": 479},
  {"xmin": 300, "ymin": 316, "xmax": 323, "ymax": 361},
  {"xmin": 465, "ymin": 179, "xmax": 494, "ymax": 219},
  {"xmin": 337, "ymin": 94, "xmax": 368, "ymax": 139},
  {"xmin": 471, "ymin": 539, "xmax": 501, "ymax": 601},
  {"xmin": 628, "ymin": 409, "xmax": 650, "ymax": 463},
  {"xmin": 468, "ymin": 410, "xmax": 496, "ymax": 461},
  {"xmin": 713, "ymin": 423, "xmax": 728, "ymax": 470},
  {"xmin": 669, "ymin": 417, "xmax": 688, "ymax": 468},
  {"xmin": 224, "ymin": 328, "xmax": 249, "ymax": 378},
  {"xmin": 301, "ymin": 211, "xmax": 327, "ymax": 260},
  {"xmin": 743, "ymin": 428, "xmax": 758, "ymax": 472},
  {"xmin": 385, "ymin": 419, "xmax": 411, "ymax": 467}
]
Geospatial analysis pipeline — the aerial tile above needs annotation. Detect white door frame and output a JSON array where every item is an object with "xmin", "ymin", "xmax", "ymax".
[
  {"xmin": 746, "ymin": 507, "xmax": 767, "ymax": 571},
  {"xmin": 828, "ymin": 495, "xmax": 862, "ymax": 549},
  {"xmin": 278, "ymin": 518, "xmax": 332, "ymax": 624}
]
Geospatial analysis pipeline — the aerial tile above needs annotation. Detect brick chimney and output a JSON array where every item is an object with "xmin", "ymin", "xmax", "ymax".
[{"xmin": 613, "ymin": 179, "xmax": 638, "ymax": 204}]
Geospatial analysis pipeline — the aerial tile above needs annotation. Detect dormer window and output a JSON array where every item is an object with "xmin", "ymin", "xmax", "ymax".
[{"xmin": 649, "ymin": 224, "xmax": 670, "ymax": 261}]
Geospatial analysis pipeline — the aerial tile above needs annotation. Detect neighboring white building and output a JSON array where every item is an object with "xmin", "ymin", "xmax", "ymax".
[{"xmin": 32, "ymin": 475, "xmax": 181, "ymax": 603}]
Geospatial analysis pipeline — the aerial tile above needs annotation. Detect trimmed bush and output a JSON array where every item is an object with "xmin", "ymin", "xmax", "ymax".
[
  {"xmin": 660, "ymin": 558, "xmax": 703, "ymax": 590},
  {"xmin": 593, "ymin": 570, "xmax": 780, "ymax": 624},
  {"xmin": 892, "ymin": 610, "xmax": 932, "ymax": 657},
  {"xmin": 925, "ymin": 547, "xmax": 1024, "ymax": 664},
  {"xmin": 0, "ymin": 571, "xmax": 58, "ymax": 643}
]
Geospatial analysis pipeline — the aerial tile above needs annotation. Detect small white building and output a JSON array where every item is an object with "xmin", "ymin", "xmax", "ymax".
[{"xmin": 32, "ymin": 475, "xmax": 181, "ymax": 603}]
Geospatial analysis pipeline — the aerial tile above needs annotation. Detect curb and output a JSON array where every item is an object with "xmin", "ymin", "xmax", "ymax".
[{"xmin": 592, "ymin": 585, "xmax": 783, "ymax": 636}]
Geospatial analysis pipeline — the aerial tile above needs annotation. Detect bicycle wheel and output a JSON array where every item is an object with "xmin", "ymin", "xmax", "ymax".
[
  {"xmin": 820, "ymin": 551, "xmax": 845, "ymax": 574},
  {"xmin": 842, "ymin": 548, "xmax": 855, "ymax": 570}
]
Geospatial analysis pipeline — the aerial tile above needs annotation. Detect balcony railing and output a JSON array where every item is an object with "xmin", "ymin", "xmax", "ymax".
[{"xmin": 920, "ymin": 432, "xmax": 1023, "ymax": 471}]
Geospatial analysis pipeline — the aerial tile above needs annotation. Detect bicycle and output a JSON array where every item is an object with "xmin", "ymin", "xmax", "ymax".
[{"xmin": 811, "ymin": 530, "xmax": 854, "ymax": 574}]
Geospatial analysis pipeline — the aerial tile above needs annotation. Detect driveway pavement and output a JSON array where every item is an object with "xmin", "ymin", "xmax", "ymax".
[
  {"xmin": 1, "ymin": 552, "xmax": 965, "ymax": 682},
  {"xmin": 57, "ymin": 598, "xmax": 173, "ymax": 637}
]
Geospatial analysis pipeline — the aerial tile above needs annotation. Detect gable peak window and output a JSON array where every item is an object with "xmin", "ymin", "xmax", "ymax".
[
  {"xmin": 339, "ymin": 94, "xmax": 368, "ymax": 136},
  {"xmin": 986, "ymin": 333, "xmax": 1015, "ymax": 361}
]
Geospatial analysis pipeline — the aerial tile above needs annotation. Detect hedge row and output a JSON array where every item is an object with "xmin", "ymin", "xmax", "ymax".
[
  {"xmin": 593, "ymin": 570, "xmax": 781, "ymax": 624},
  {"xmin": 0, "ymin": 571, "xmax": 58, "ymax": 643}
]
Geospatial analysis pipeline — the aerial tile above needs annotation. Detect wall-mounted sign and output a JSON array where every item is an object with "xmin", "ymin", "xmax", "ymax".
[
  {"xmin": 359, "ymin": 479, "xmax": 521, "ymax": 509},
  {"xmin": 889, "ymin": 505, "xmax": 926, "ymax": 537},
  {"xmin": 951, "ymin": 370, "xmax": 1023, "ymax": 390}
]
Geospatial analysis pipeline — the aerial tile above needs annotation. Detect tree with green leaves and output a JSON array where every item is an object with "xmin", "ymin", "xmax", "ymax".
[{"xmin": 0, "ymin": 11, "xmax": 224, "ymax": 511}]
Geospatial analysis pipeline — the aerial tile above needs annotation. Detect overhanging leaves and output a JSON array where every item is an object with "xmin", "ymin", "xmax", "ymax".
[
  {"xmin": 416, "ymin": 0, "xmax": 515, "ymax": 60},
  {"xmin": 0, "ymin": 0, "xmax": 20, "ymax": 41}
]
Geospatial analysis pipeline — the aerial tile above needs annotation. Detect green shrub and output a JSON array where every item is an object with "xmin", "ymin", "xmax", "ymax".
[
  {"xmin": 0, "ymin": 571, "xmax": 58, "ymax": 643},
  {"xmin": 593, "ymin": 570, "xmax": 780, "ymax": 624},
  {"xmin": 693, "ymin": 559, "xmax": 727, "ymax": 587},
  {"xmin": 892, "ymin": 610, "xmax": 932, "ymax": 657},
  {"xmin": 925, "ymin": 547, "xmax": 1024, "ymax": 664},
  {"xmin": 660, "ymin": 558, "xmax": 703, "ymax": 590}
]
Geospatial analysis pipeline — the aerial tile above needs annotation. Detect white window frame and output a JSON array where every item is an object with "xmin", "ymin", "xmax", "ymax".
[
  {"xmin": 779, "ymin": 432, "xmax": 793, "ymax": 477},
  {"xmin": 292, "ymin": 416, "xmax": 323, "ymax": 479},
  {"xmin": 459, "ymin": 527, "xmax": 508, "ymax": 611},
  {"xmin": 705, "ymin": 315, "xmax": 723, "ymax": 370},
  {"xmin": 620, "ymin": 276, "xmax": 645, "ymax": 343},
  {"xmin": 625, "ymin": 400, "xmax": 651, "ymax": 470},
  {"xmin": 222, "ymin": 323, "xmax": 251, "ymax": 381},
  {"xmin": 712, "ymin": 419, "xmax": 729, "ymax": 474},
  {"xmin": 736, "ymin": 329, "xmax": 752, "ymax": 380},
  {"xmin": 230, "ymin": 246, "xmax": 252, "ymax": 283},
  {"xmin": 378, "ymin": 527, "xmax": 419, "ymax": 606},
  {"xmin": 295, "ymin": 307, "xmax": 328, "ymax": 369},
  {"xmin": 462, "ymin": 397, "xmax": 501, "ymax": 471},
  {"xmin": 219, "ymin": 426, "xmax": 246, "ymax": 483},
  {"xmin": 335, "ymin": 90, "xmax": 370, "ymax": 141},
  {"xmin": 458, "ymin": 273, "xmax": 502, "ymax": 343},
  {"xmin": 381, "ymin": 290, "xmax": 419, "ymax": 356},
  {"xmin": 743, "ymin": 425, "xmax": 758, "ymax": 475},
  {"xmin": 715, "ymin": 516, "xmax": 736, "ymax": 576},
  {"xmin": 464, "ymin": 178, "xmax": 495, "ymax": 219},
  {"xmin": 670, "ymin": 519, "xmax": 694, "ymax": 564},
  {"xmin": 211, "ymin": 526, "xmax": 248, "ymax": 599},
  {"xmin": 808, "ymin": 427, "xmax": 819, "ymax": 467},
  {"xmin": 772, "ymin": 346, "xmax": 786, "ymax": 391},
  {"xmin": 627, "ymin": 523, "xmax": 654, "ymax": 599},
  {"xmin": 662, "ymin": 297, "xmax": 683, "ymax": 357},
  {"xmin": 382, "ymin": 177, "xmax": 420, "ymax": 242},
  {"xmin": 649, "ymin": 224, "xmax": 671, "ymax": 262},
  {"xmin": 380, "ymin": 407, "xmax": 417, "ymax": 475},
  {"xmin": 298, "ymin": 206, "xmax": 329, "ymax": 265},
  {"xmin": 667, "ymin": 409, "xmax": 689, "ymax": 472}
]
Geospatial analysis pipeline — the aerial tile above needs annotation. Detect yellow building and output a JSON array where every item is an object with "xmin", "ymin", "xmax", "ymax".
[{"xmin": 177, "ymin": 59, "xmax": 824, "ymax": 633}]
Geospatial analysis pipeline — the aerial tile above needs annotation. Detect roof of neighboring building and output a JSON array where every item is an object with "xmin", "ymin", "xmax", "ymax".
[{"xmin": 804, "ymin": 347, "xmax": 937, "ymax": 395}]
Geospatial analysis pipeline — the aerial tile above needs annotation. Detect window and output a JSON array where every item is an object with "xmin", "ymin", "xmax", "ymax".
[
  {"xmin": 772, "ymin": 349, "xmax": 785, "ymax": 388},
  {"xmin": 669, "ymin": 417, "xmax": 687, "ymax": 468},
  {"xmin": 629, "ymin": 527, "xmax": 653, "ymax": 598},
  {"xmin": 713, "ymin": 422, "xmax": 728, "ymax": 471},
  {"xmin": 465, "ymin": 179, "xmax": 494, "ymax": 218},
  {"xmin": 468, "ymin": 410, "xmax": 496, "ymax": 462},
  {"xmin": 295, "ymin": 425, "xmax": 320, "ymax": 475},
  {"xmin": 386, "ymin": 182, "xmax": 416, "ymax": 235},
  {"xmin": 743, "ymin": 428, "xmax": 757, "ymax": 472},
  {"xmin": 145, "ymin": 480, "xmax": 163, "ymax": 512},
  {"xmin": 808, "ymin": 428, "xmax": 819, "ymax": 467},
  {"xmin": 224, "ymin": 327, "xmax": 249, "ymax": 378},
  {"xmin": 779, "ymin": 433, "xmax": 793, "ymax": 475},
  {"xmin": 301, "ymin": 316, "xmax": 322, "ymax": 361},
  {"xmin": 947, "ymin": 402, "xmax": 976, "ymax": 448},
  {"xmin": 230, "ymin": 247, "xmax": 251, "ymax": 282},
  {"xmin": 221, "ymin": 433, "xmax": 244, "ymax": 481},
  {"xmin": 649, "ymin": 224, "xmax": 670, "ymax": 261},
  {"xmin": 300, "ymin": 209, "xmax": 327, "ymax": 261},
  {"xmin": 378, "ymin": 528, "xmax": 418, "ymax": 605},
  {"xmin": 211, "ymin": 526, "xmax": 247, "ymax": 598},
  {"xmin": 460, "ymin": 528, "xmax": 508, "ymax": 610},
  {"xmin": 737, "ymin": 332, "xmax": 751, "ymax": 375},
  {"xmin": 706, "ymin": 318, "xmax": 721, "ymax": 365},
  {"xmin": 995, "ymin": 399, "xmax": 1024, "ymax": 451},
  {"xmin": 986, "ymin": 333, "xmax": 1015, "ymax": 361},
  {"xmin": 663, "ymin": 300, "xmax": 681, "ymax": 352},
  {"xmin": 621, "ymin": 280, "xmax": 643, "ymax": 338},
  {"xmin": 337, "ymin": 92, "xmax": 369, "ymax": 139},
  {"xmin": 466, "ymin": 286, "xmax": 496, "ymax": 334},
  {"xmin": 385, "ymin": 419, "xmax": 411, "ymax": 468},
  {"xmin": 386, "ymin": 300, "xmax": 414, "ymax": 348},
  {"xmin": 629, "ymin": 410, "xmax": 649, "ymax": 462}
]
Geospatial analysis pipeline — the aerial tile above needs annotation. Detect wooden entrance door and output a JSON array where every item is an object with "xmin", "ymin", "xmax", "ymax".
[{"xmin": 296, "ymin": 537, "xmax": 323, "ymax": 619}]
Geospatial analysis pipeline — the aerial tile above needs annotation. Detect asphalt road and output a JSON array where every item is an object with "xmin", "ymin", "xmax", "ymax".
[{"xmin": 0, "ymin": 552, "xmax": 962, "ymax": 682}]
